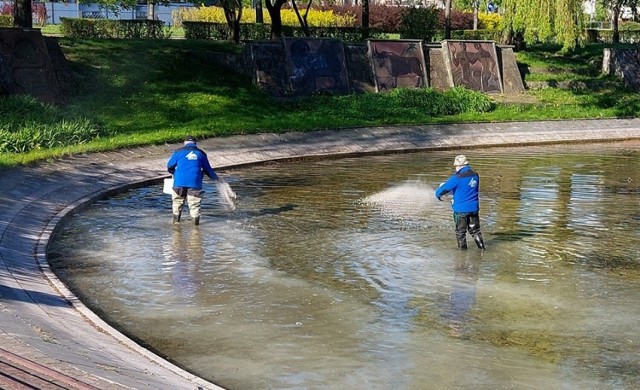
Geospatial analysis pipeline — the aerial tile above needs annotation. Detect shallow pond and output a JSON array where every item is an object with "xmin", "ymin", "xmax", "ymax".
[{"xmin": 49, "ymin": 141, "xmax": 640, "ymax": 390}]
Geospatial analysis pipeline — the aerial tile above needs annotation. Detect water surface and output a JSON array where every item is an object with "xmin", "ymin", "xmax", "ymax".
[{"xmin": 49, "ymin": 141, "xmax": 640, "ymax": 389}]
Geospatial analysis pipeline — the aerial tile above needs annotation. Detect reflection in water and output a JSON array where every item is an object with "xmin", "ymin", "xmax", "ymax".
[
  {"xmin": 165, "ymin": 226, "xmax": 203, "ymax": 300},
  {"xmin": 446, "ymin": 252, "xmax": 481, "ymax": 337},
  {"xmin": 49, "ymin": 142, "xmax": 640, "ymax": 389}
]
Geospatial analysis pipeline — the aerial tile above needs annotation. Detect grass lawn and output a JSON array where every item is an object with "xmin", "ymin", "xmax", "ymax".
[{"xmin": 1, "ymin": 38, "xmax": 638, "ymax": 167}]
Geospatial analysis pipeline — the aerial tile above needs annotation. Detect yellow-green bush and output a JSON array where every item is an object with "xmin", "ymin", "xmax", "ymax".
[
  {"xmin": 173, "ymin": 6, "xmax": 356, "ymax": 28},
  {"xmin": 173, "ymin": 6, "xmax": 250, "ymax": 25},
  {"xmin": 0, "ymin": 14, "xmax": 12, "ymax": 27},
  {"xmin": 478, "ymin": 12, "xmax": 501, "ymax": 30}
]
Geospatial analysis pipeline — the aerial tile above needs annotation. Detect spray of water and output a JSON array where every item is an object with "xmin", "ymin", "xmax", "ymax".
[
  {"xmin": 361, "ymin": 180, "xmax": 444, "ymax": 227},
  {"xmin": 217, "ymin": 179, "xmax": 237, "ymax": 210}
]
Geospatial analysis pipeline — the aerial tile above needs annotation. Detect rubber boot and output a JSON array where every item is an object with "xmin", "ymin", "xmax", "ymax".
[
  {"xmin": 457, "ymin": 236, "xmax": 468, "ymax": 250},
  {"xmin": 193, "ymin": 216, "xmax": 200, "ymax": 226},
  {"xmin": 473, "ymin": 233, "xmax": 486, "ymax": 250},
  {"xmin": 173, "ymin": 211, "xmax": 181, "ymax": 224}
]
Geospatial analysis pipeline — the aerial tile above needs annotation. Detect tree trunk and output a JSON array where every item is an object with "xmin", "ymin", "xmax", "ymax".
[
  {"xmin": 611, "ymin": 7, "xmax": 620, "ymax": 43},
  {"xmin": 224, "ymin": 6, "xmax": 242, "ymax": 43},
  {"xmin": 13, "ymin": 0, "xmax": 33, "ymax": 28},
  {"xmin": 270, "ymin": 10, "xmax": 282, "ymax": 38},
  {"xmin": 473, "ymin": 0, "xmax": 478, "ymax": 30},
  {"xmin": 362, "ymin": 0, "xmax": 370, "ymax": 39},
  {"xmin": 444, "ymin": 0, "xmax": 452, "ymax": 39},
  {"xmin": 255, "ymin": 0, "xmax": 263, "ymax": 24},
  {"xmin": 500, "ymin": 28, "xmax": 525, "ymax": 50},
  {"xmin": 265, "ymin": 0, "xmax": 285, "ymax": 39},
  {"xmin": 234, "ymin": 7, "xmax": 242, "ymax": 43},
  {"xmin": 290, "ymin": 0, "xmax": 310, "ymax": 37},
  {"xmin": 147, "ymin": 0, "xmax": 156, "ymax": 21}
]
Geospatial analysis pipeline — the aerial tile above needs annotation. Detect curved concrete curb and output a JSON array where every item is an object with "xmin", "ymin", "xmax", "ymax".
[
  {"xmin": 1, "ymin": 119, "xmax": 639, "ymax": 389},
  {"xmin": 36, "ymin": 175, "xmax": 213, "ymax": 388}
]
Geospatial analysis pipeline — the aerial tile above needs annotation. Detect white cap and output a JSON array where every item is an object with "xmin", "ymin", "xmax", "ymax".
[{"xmin": 453, "ymin": 155, "xmax": 468, "ymax": 166}]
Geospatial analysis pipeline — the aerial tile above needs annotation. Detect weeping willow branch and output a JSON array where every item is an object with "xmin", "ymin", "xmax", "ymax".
[{"xmin": 501, "ymin": 0, "xmax": 584, "ymax": 51}]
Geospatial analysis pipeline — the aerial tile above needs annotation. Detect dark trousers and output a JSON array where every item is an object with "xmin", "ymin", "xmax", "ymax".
[{"xmin": 453, "ymin": 212, "xmax": 484, "ymax": 249}]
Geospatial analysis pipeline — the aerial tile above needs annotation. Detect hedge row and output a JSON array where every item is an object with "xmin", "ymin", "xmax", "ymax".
[
  {"xmin": 434, "ymin": 29, "xmax": 503, "ymax": 42},
  {"xmin": 182, "ymin": 22, "xmax": 389, "ymax": 42},
  {"xmin": 182, "ymin": 21, "xmax": 501, "ymax": 43},
  {"xmin": 182, "ymin": 25, "xmax": 635, "ymax": 44},
  {"xmin": 58, "ymin": 17, "xmax": 637, "ymax": 44},
  {"xmin": 60, "ymin": 18, "xmax": 170, "ymax": 39},
  {"xmin": 586, "ymin": 29, "xmax": 640, "ymax": 44},
  {"xmin": 182, "ymin": 7, "xmax": 443, "ymax": 42}
]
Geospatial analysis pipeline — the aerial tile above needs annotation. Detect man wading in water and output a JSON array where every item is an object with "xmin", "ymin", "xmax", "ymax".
[
  {"xmin": 167, "ymin": 135, "xmax": 220, "ymax": 226},
  {"xmin": 435, "ymin": 155, "xmax": 486, "ymax": 250}
]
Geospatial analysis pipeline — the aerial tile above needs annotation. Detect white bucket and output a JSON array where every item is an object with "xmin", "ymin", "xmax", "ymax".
[{"xmin": 163, "ymin": 178, "xmax": 174, "ymax": 195}]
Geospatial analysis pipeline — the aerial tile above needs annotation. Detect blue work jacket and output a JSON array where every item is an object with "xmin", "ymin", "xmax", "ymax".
[
  {"xmin": 435, "ymin": 165, "xmax": 480, "ymax": 213},
  {"xmin": 167, "ymin": 144, "xmax": 218, "ymax": 190}
]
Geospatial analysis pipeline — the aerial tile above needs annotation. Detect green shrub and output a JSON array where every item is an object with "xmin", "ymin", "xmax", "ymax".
[
  {"xmin": 240, "ymin": 22, "xmax": 272, "ymax": 40},
  {"xmin": 433, "ymin": 29, "xmax": 502, "ymax": 42},
  {"xmin": 389, "ymin": 86, "xmax": 493, "ymax": 115},
  {"xmin": 580, "ymin": 24, "xmax": 640, "ymax": 44},
  {"xmin": 0, "ymin": 95, "xmax": 111, "ymax": 154},
  {"xmin": 620, "ymin": 22, "xmax": 640, "ymax": 31},
  {"xmin": 388, "ymin": 88, "xmax": 448, "ymax": 115},
  {"xmin": 60, "ymin": 17, "xmax": 95, "ymax": 38},
  {"xmin": 60, "ymin": 18, "xmax": 170, "ymax": 39},
  {"xmin": 441, "ymin": 86, "xmax": 494, "ymax": 114},
  {"xmin": 399, "ymin": 7, "xmax": 439, "ymax": 42},
  {"xmin": 183, "ymin": 21, "xmax": 231, "ymax": 40},
  {"xmin": 285, "ymin": 26, "xmax": 387, "ymax": 41},
  {"xmin": 303, "ymin": 87, "xmax": 494, "ymax": 120}
]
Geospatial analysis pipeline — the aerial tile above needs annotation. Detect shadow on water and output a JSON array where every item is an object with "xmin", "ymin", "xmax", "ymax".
[
  {"xmin": 490, "ymin": 227, "xmax": 548, "ymax": 242},
  {"xmin": 570, "ymin": 252, "xmax": 640, "ymax": 270},
  {"xmin": 229, "ymin": 203, "xmax": 298, "ymax": 219}
]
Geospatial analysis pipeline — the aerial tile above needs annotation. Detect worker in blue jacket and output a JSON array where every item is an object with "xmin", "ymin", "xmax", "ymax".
[
  {"xmin": 167, "ymin": 135, "xmax": 219, "ymax": 225},
  {"xmin": 435, "ymin": 155, "xmax": 486, "ymax": 250}
]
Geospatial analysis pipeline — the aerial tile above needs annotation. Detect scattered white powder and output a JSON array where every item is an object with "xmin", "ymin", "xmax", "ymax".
[{"xmin": 362, "ymin": 180, "xmax": 442, "ymax": 226}]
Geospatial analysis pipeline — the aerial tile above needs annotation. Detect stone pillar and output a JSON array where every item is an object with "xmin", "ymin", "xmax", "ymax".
[{"xmin": 497, "ymin": 45, "xmax": 526, "ymax": 94}]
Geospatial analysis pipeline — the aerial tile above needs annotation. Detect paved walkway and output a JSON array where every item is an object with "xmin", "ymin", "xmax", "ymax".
[{"xmin": 1, "ymin": 119, "xmax": 639, "ymax": 389}]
